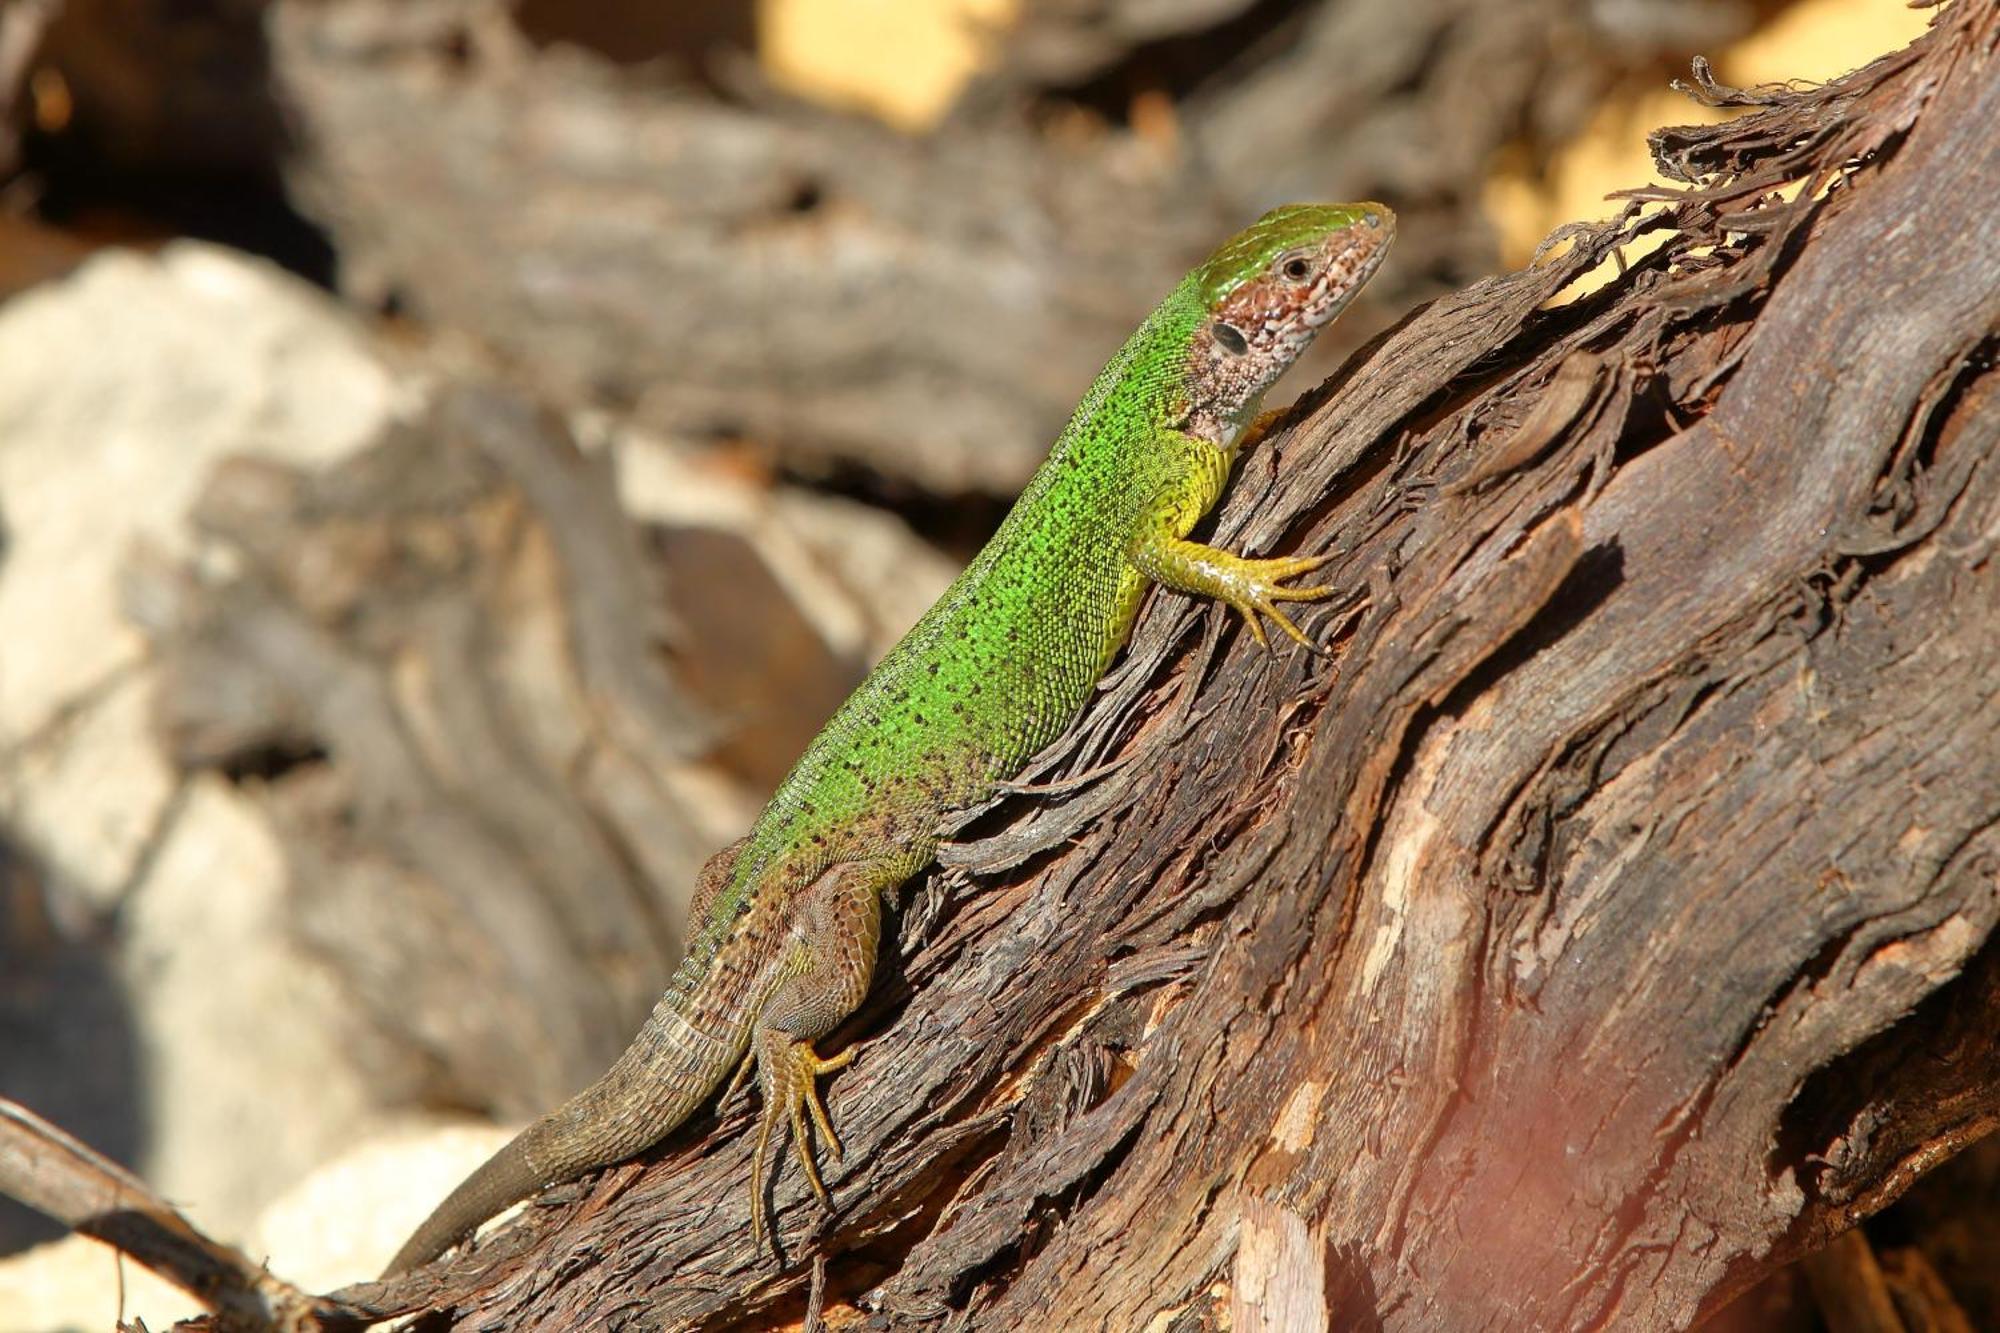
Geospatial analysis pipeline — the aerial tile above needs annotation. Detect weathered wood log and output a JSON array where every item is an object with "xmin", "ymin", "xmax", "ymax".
[{"xmin": 300, "ymin": 3, "xmax": 1999, "ymax": 1329}]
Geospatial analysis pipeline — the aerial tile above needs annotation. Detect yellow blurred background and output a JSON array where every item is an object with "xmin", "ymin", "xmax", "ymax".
[{"xmin": 760, "ymin": 0, "xmax": 1930, "ymax": 262}]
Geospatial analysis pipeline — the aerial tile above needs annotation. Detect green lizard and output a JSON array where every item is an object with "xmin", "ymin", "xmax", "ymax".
[{"xmin": 385, "ymin": 201, "xmax": 1394, "ymax": 1275}]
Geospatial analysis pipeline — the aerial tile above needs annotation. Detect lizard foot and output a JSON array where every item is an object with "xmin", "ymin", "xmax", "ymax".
[
  {"xmin": 749, "ymin": 1031, "xmax": 854, "ymax": 1250},
  {"xmin": 1132, "ymin": 524, "xmax": 1337, "ymax": 652},
  {"xmin": 1212, "ymin": 552, "xmax": 1336, "ymax": 649}
]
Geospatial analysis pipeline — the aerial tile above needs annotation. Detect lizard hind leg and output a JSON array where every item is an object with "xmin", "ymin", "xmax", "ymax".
[{"xmin": 746, "ymin": 858, "xmax": 889, "ymax": 1251}]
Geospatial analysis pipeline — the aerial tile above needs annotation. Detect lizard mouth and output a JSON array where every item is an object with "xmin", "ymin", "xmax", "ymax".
[{"xmin": 1305, "ymin": 217, "xmax": 1395, "ymax": 329}]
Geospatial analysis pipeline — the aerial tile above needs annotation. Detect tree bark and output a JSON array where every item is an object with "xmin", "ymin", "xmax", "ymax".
[{"xmin": 308, "ymin": 3, "xmax": 2000, "ymax": 1329}]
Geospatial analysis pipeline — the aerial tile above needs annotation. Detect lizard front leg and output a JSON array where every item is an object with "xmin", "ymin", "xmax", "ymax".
[
  {"xmin": 1233, "ymin": 405, "xmax": 1290, "ymax": 453},
  {"xmin": 746, "ymin": 858, "xmax": 889, "ymax": 1250},
  {"xmin": 1129, "ymin": 431, "xmax": 1334, "ymax": 650}
]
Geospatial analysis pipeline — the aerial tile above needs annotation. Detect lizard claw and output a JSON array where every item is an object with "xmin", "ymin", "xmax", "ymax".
[
  {"xmin": 723, "ymin": 1045, "xmax": 756, "ymax": 1103},
  {"xmin": 1219, "ymin": 552, "xmax": 1335, "ymax": 650},
  {"xmin": 749, "ymin": 1034, "xmax": 853, "ymax": 1252}
]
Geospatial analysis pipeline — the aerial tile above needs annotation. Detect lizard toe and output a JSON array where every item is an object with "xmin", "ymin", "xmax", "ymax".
[{"xmin": 748, "ymin": 1032, "xmax": 852, "ymax": 1251}]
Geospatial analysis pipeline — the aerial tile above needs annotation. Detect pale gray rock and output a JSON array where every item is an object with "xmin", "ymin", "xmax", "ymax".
[{"xmin": 0, "ymin": 242, "xmax": 404, "ymax": 902}]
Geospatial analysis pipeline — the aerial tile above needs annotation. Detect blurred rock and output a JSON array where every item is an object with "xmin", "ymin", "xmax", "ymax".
[
  {"xmin": 648, "ymin": 522, "xmax": 860, "ymax": 792},
  {"xmin": 248, "ymin": 1116, "xmax": 516, "ymax": 1291},
  {"xmin": 0, "ymin": 242, "xmax": 401, "ymax": 903},
  {"xmin": 0, "ymin": 242, "xmax": 402, "ymax": 1253},
  {"xmin": 115, "ymin": 379, "xmax": 960, "ymax": 1234},
  {"xmin": 1, "ymin": 673, "xmax": 169, "ymax": 917},
  {"xmin": 0, "ymin": 1232, "xmax": 200, "ymax": 1333},
  {"xmin": 121, "ymin": 774, "xmax": 387, "ymax": 1240}
]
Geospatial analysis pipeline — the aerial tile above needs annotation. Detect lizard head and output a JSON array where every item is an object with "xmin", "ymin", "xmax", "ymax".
[{"xmin": 1186, "ymin": 202, "xmax": 1395, "ymax": 437}]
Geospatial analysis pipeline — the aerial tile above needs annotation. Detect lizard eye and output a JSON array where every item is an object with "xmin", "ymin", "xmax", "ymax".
[
  {"xmin": 1213, "ymin": 322, "xmax": 1249, "ymax": 355},
  {"xmin": 1281, "ymin": 255, "xmax": 1313, "ymax": 281}
]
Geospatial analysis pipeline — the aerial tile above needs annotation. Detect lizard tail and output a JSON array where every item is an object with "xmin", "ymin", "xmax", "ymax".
[
  {"xmin": 382, "ymin": 1126, "xmax": 545, "ymax": 1278},
  {"xmin": 382, "ymin": 990, "xmax": 741, "ymax": 1276}
]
